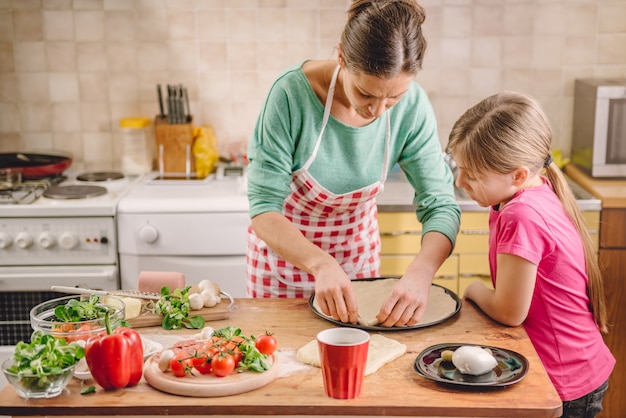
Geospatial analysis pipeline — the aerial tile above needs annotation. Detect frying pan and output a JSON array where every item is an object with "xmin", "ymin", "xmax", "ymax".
[{"xmin": 0, "ymin": 151, "xmax": 73, "ymax": 179}]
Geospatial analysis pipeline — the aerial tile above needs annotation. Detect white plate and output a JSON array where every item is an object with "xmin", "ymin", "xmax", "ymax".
[{"xmin": 74, "ymin": 336, "xmax": 163, "ymax": 380}]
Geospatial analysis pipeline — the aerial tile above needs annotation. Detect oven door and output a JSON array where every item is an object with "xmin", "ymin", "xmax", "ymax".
[{"xmin": 0, "ymin": 265, "xmax": 118, "ymax": 345}]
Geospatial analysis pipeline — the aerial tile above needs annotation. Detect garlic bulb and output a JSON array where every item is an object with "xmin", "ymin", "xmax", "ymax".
[{"xmin": 452, "ymin": 345, "xmax": 498, "ymax": 375}]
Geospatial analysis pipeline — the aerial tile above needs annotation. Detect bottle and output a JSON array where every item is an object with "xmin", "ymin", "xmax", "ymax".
[{"xmin": 119, "ymin": 117, "xmax": 154, "ymax": 175}]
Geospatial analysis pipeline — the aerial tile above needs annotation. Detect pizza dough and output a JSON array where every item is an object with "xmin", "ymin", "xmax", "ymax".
[
  {"xmin": 313, "ymin": 279, "xmax": 458, "ymax": 327},
  {"xmin": 296, "ymin": 333, "xmax": 407, "ymax": 375}
]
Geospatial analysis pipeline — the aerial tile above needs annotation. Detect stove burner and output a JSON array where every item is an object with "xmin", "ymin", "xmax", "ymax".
[
  {"xmin": 0, "ymin": 184, "xmax": 46, "ymax": 204},
  {"xmin": 44, "ymin": 185, "xmax": 108, "ymax": 199},
  {"xmin": 77, "ymin": 171, "xmax": 124, "ymax": 182}
]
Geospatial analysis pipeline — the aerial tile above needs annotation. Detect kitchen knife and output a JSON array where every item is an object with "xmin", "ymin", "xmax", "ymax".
[
  {"xmin": 167, "ymin": 85, "xmax": 173, "ymax": 124},
  {"xmin": 157, "ymin": 84, "xmax": 165, "ymax": 119},
  {"xmin": 183, "ymin": 87, "xmax": 190, "ymax": 123}
]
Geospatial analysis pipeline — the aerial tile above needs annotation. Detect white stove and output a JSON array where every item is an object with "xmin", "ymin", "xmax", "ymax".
[
  {"xmin": 0, "ymin": 171, "xmax": 140, "ymax": 345},
  {"xmin": 117, "ymin": 172, "xmax": 250, "ymax": 298},
  {"xmin": 0, "ymin": 171, "xmax": 135, "ymax": 217}
]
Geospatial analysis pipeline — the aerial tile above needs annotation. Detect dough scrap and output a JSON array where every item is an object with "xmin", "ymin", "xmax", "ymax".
[
  {"xmin": 313, "ymin": 279, "xmax": 459, "ymax": 327},
  {"xmin": 296, "ymin": 333, "xmax": 407, "ymax": 375}
]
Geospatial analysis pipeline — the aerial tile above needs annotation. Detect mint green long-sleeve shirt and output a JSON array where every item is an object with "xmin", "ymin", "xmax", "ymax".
[{"xmin": 247, "ymin": 63, "xmax": 460, "ymax": 247}]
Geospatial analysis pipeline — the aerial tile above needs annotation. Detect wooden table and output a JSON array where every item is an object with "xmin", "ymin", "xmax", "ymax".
[{"xmin": 0, "ymin": 298, "xmax": 562, "ymax": 417}]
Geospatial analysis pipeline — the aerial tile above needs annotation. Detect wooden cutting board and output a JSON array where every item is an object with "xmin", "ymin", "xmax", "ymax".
[
  {"xmin": 143, "ymin": 352, "xmax": 280, "ymax": 397},
  {"xmin": 127, "ymin": 299, "xmax": 231, "ymax": 328}
]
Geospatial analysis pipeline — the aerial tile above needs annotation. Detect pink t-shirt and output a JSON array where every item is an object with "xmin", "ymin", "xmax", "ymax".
[{"xmin": 488, "ymin": 181, "xmax": 615, "ymax": 401}]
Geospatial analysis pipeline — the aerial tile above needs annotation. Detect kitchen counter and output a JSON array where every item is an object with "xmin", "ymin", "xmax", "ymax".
[
  {"xmin": 377, "ymin": 169, "xmax": 601, "ymax": 212},
  {"xmin": 565, "ymin": 163, "xmax": 626, "ymax": 208},
  {"xmin": 0, "ymin": 298, "xmax": 562, "ymax": 417}
]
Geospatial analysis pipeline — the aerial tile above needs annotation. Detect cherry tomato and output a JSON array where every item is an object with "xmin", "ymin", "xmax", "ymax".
[
  {"xmin": 211, "ymin": 353, "xmax": 236, "ymax": 377},
  {"xmin": 221, "ymin": 340, "xmax": 243, "ymax": 365},
  {"xmin": 255, "ymin": 333, "xmax": 277, "ymax": 355},
  {"xmin": 194, "ymin": 355, "xmax": 213, "ymax": 375},
  {"xmin": 170, "ymin": 351, "xmax": 191, "ymax": 377}
]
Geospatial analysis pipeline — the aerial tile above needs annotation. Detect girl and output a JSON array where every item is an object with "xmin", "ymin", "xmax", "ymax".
[{"xmin": 446, "ymin": 91, "xmax": 614, "ymax": 418}]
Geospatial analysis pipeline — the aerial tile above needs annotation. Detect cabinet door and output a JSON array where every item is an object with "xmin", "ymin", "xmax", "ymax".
[
  {"xmin": 597, "ymin": 249, "xmax": 626, "ymax": 418},
  {"xmin": 455, "ymin": 213, "xmax": 489, "ymax": 253},
  {"xmin": 459, "ymin": 254, "xmax": 493, "ymax": 296},
  {"xmin": 582, "ymin": 211, "xmax": 600, "ymax": 252},
  {"xmin": 379, "ymin": 212, "xmax": 422, "ymax": 254},
  {"xmin": 599, "ymin": 208, "xmax": 626, "ymax": 248},
  {"xmin": 380, "ymin": 255, "xmax": 459, "ymax": 294}
]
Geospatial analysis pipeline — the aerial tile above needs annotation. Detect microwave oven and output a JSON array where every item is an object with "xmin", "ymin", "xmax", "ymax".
[{"xmin": 572, "ymin": 78, "xmax": 626, "ymax": 178}]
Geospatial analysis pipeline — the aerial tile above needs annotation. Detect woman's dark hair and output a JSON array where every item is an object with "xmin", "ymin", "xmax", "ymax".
[{"xmin": 341, "ymin": 0, "xmax": 427, "ymax": 78}]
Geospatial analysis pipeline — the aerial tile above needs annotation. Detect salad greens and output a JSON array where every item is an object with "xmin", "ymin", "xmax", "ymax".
[
  {"xmin": 6, "ymin": 331, "xmax": 84, "ymax": 389},
  {"xmin": 155, "ymin": 286, "xmax": 205, "ymax": 330},
  {"xmin": 53, "ymin": 294, "xmax": 114, "ymax": 322},
  {"xmin": 213, "ymin": 326, "xmax": 272, "ymax": 372}
]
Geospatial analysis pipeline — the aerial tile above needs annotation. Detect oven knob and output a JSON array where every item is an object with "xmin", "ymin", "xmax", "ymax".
[
  {"xmin": 15, "ymin": 232, "xmax": 33, "ymax": 249},
  {"xmin": 138, "ymin": 224, "xmax": 159, "ymax": 244},
  {"xmin": 38, "ymin": 231, "xmax": 56, "ymax": 249},
  {"xmin": 0, "ymin": 232, "xmax": 12, "ymax": 249},
  {"xmin": 59, "ymin": 232, "xmax": 78, "ymax": 250}
]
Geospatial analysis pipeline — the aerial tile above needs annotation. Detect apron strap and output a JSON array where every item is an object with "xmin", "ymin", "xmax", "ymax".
[{"xmin": 302, "ymin": 65, "xmax": 341, "ymax": 171}]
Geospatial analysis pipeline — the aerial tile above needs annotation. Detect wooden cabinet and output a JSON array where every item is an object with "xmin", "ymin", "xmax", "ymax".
[
  {"xmin": 378, "ymin": 212, "xmax": 459, "ymax": 293},
  {"xmin": 457, "ymin": 213, "xmax": 492, "ymax": 296},
  {"xmin": 379, "ymin": 211, "xmax": 493, "ymax": 296},
  {"xmin": 597, "ymin": 208, "xmax": 626, "ymax": 418},
  {"xmin": 380, "ymin": 211, "xmax": 600, "ymax": 298}
]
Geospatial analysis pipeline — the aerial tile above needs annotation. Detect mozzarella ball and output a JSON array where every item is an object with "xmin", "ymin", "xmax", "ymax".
[{"xmin": 452, "ymin": 345, "xmax": 498, "ymax": 375}]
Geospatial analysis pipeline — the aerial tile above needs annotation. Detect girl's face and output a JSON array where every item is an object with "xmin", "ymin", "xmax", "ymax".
[
  {"xmin": 341, "ymin": 69, "xmax": 413, "ymax": 120},
  {"xmin": 455, "ymin": 164, "xmax": 517, "ymax": 208}
]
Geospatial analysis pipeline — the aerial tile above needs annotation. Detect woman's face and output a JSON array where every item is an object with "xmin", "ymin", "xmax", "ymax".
[{"xmin": 341, "ymin": 69, "xmax": 413, "ymax": 120}]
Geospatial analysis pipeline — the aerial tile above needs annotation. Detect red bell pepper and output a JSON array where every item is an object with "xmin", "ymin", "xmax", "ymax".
[{"xmin": 85, "ymin": 312, "xmax": 144, "ymax": 390}]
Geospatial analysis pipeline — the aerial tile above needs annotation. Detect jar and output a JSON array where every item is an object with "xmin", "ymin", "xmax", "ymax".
[{"xmin": 118, "ymin": 117, "xmax": 154, "ymax": 174}]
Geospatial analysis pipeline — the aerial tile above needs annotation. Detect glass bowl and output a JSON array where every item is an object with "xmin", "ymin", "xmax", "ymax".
[
  {"xmin": 2, "ymin": 358, "xmax": 75, "ymax": 399},
  {"xmin": 30, "ymin": 295, "xmax": 125, "ymax": 342}
]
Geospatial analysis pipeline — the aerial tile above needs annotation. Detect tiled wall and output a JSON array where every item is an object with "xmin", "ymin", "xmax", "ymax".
[{"xmin": 0, "ymin": 0, "xmax": 625, "ymax": 171}]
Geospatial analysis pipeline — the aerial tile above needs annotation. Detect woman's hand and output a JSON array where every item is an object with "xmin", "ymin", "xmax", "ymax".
[
  {"xmin": 313, "ymin": 263, "xmax": 359, "ymax": 324},
  {"xmin": 376, "ymin": 231, "xmax": 452, "ymax": 327},
  {"xmin": 376, "ymin": 273, "xmax": 431, "ymax": 327}
]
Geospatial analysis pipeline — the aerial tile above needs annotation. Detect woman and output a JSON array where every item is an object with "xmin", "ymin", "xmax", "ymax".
[
  {"xmin": 446, "ymin": 91, "xmax": 614, "ymax": 417},
  {"xmin": 246, "ymin": 0, "xmax": 460, "ymax": 327}
]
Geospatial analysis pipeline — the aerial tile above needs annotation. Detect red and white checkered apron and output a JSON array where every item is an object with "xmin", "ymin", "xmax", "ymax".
[{"xmin": 247, "ymin": 65, "xmax": 390, "ymax": 298}]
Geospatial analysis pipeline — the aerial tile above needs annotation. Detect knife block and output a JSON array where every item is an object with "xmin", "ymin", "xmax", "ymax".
[{"xmin": 154, "ymin": 116, "xmax": 195, "ymax": 173}]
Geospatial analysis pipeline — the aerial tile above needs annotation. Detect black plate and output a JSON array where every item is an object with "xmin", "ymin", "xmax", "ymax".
[
  {"xmin": 414, "ymin": 343, "xmax": 529, "ymax": 387},
  {"xmin": 308, "ymin": 278, "xmax": 461, "ymax": 331}
]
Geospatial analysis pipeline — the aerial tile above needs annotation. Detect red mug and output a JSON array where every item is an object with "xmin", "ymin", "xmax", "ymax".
[{"xmin": 317, "ymin": 328, "xmax": 370, "ymax": 399}]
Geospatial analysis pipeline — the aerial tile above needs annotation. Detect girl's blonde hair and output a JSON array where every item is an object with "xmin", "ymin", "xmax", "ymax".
[{"xmin": 446, "ymin": 91, "xmax": 608, "ymax": 334}]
